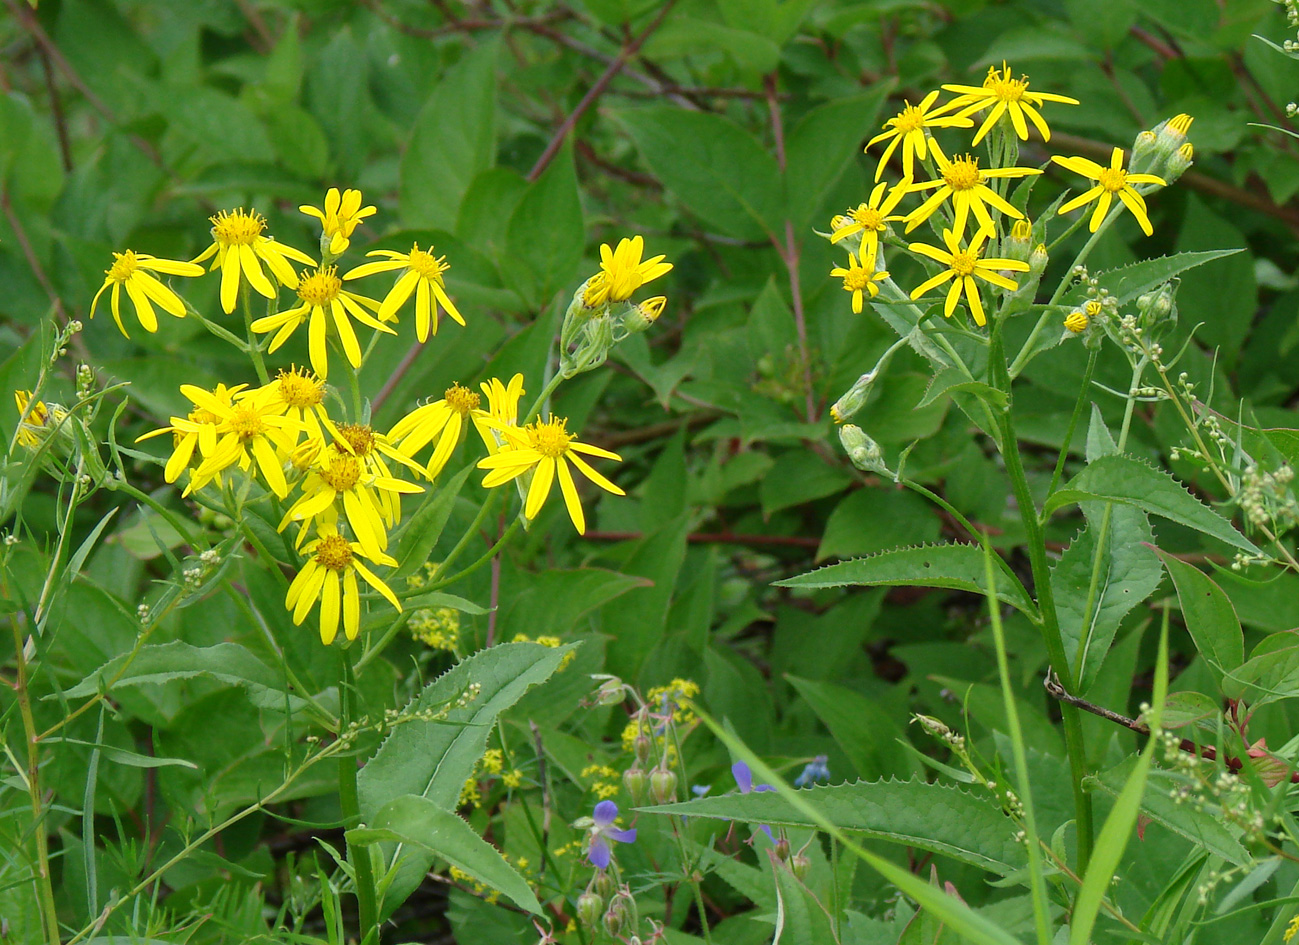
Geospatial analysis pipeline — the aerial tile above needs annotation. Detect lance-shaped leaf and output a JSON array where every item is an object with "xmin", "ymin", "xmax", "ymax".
[
  {"xmin": 1083, "ymin": 249, "xmax": 1243, "ymax": 305},
  {"xmin": 1151, "ymin": 547, "xmax": 1244, "ymax": 681}
]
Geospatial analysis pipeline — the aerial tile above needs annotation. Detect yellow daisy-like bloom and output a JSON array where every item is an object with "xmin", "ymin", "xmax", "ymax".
[
  {"xmin": 136, "ymin": 382, "xmax": 247, "ymax": 484},
  {"xmin": 830, "ymin": 252, "xmax": 889, "ymax": 314},
  {"xmin": 387, "ymin": 383, "xmax": 492, "ymax": 481},
  {"xmin": 943, "ymin": 62, "xmax": 1079, "ymax": 146},
  {"xmin": 286, "ymin": 524, "xmax": 401, "ymax": 645},
  {"xmin": 280, "ymin": 441, "xmax": 422, "ymax": 559},
  {"xmin": 13, "ymin": 390, "xmax": 66, "ymax": 450},
  {"xmin": 183, "ymin": 386, "xmax": 302, "ymax": 498},
  {"xmin": 829, "ymin": 178, "xmax": 911, "ymax": 266},
  {"xmin": 866, "ymin": 91, "xmax": 973, "ymax": 182},
  {"xmin": 89, "ymin": 250, "xmax": 205, "ymax": 338},
  {"xmin": 478, "ymin": 374, "xmax": 526, "ymax": 452},
  {"xmin": 343, "ymin": 243, "xmax": 464, "ymax": 343},
  {"xmin": 1051, "ymin": 148, "xmax": 1166, "ymax": 236},
  {"xmin": 250, "ymin": 266, "xmax": 392, "ymax": 380},
  {"xmin": 300, "ymin": 187, "xmax": 376, "ymax": 256},
  {"xmin": 331, "ymin": 421, "xmax": 426, "ymax": 528},
  {"xmin": 905, "ymin": 151, "xmax": 1041, "ymax": 239},
  {"xmin": 477, "ymin": 417, "xmax": 624, "ymax": 534},
  {"xmin": 907, "ymin": 228, "xmax": 1030, "ymax": 327},
  {"xmin": 581, "ymin": 236, "xmax": 673, "ymax": 308},
  {"xmin": 192, "ymin": 208, "xmax": 317, "ymax": 314},
  {"xmin": 246, "ymin": 367, "xmax": 329, "ymax": 446}
]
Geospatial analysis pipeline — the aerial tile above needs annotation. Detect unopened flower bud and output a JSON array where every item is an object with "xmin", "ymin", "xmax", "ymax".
[
  {"xmin": 633, "ymin": 734, "xmax": 652, "ymax": 765},
  {"xmin": 623, "ymin": 766, "xmax": 648, "ymax": 804},
  {"xmin": 829, "ymin": 370, "xmax": 876, "ymax": 425},
  {"xmin": 839, "ymin": 424, "xmax": 889, "ymax": 476},
  {"xmin": 592, "ymin": 871, "xmax": 617, "ymax": 899},
  {"xmin": 774, "ymin": 837, "xmax": 791, "ymax": 861},
  {"xmin": 914, "ymin": 714, "xmax": 951, "ymax": 739},
  {"xmin": 1132, "ymin": 129, "xmax": 1159, "ymax": 166},
  {"xmin": 1029, "ymin": 243, "xmax": 1048, "ymax": 276},
  {"xmin": 790, "ymin": 854, "xmax": 811, "ymax": 879},
  {"xmin": 649, "ymin": 767, "xmax": 678, "ymax": 804},
  {"xmin": 577, "ymin": 891, "xmax": 604, "ymax": 928},
  {"xmin": 593, "ymin": 676, "xmax": 626, "ymax": 707},
  {"xmin": 622, "ymin": 296, "xmax": 666, "ymax": 334},
  {"xmin": 1004, "ymin": 219, "xmax": 1033, "ymax": 262},
  {"xmin": 1156, "ymin": 113, "xmax": 1193, "ymax": 151},
  {"xmin": 1164, "ymin": 142, "xmax": 1193, "ymax": 183},
  {"xmin": 1064, "ymin": 309, "xmax": 1089, "ymax": 334},
  {"xmin": 604, "ymin": 890, "xmax": 637, "ymax": 938}
]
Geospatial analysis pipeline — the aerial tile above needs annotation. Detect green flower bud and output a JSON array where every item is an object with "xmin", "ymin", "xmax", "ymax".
[
  {"xmin": 621, "ymin": 296, "xmax": 666, "ymax": 335},
  {"xmin": 592, "ymin": 871, "xmax": 617, "ymax": 899},
  {"xmin": 774, "ymin": 837, "xmax": 791, "ymax": 861},
  {"xmin": 623, "ymin": 766, "xmax": 648, "ymax": 804},
  {"xmin": 577, "ymin": 891, "xmax": 604, "ymax": 928},
  {"xmin": 839, "ymin": 424, "xmax": 890, "ymax": 477},
  {"xmin": 633, "ymin": 733, "xmax": 652, "ymax": 765},
  {"xmin": 593, "ymin": 676, "xmax": 626, "ymax": 707},
  {"xmin": 1003, "ymin": 219, "xmax": 1033, "ymax": 263},
  {"xmin": 1163, "ymin": 143, "xmax": 1193, "ymax": 184},
  {"xmin": 790, "ymin": 854, "xmax": 811, "ymax": 879},
  {"xmin": 649, "ymin": 767, "xmax": 678, "ymax": 804},
  {"xmin": 830, "ymin": 371, "xmax": 877, "ymax": 425}
]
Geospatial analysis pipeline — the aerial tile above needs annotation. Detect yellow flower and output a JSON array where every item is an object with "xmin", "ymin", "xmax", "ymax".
[
  {"xmin": 285, "ymin": 524, "xmax": 400, "ymax": 645},
  {"xmin": 502, "ymin": 769, "xmax": 523, "ymax": 789},
  {"xmin": 1286, "ymin": 914, "xmax": 1299, "ymax": 944},
  {"xmin": 830, "ymin": 252, "xmax": 889, "ymax": 314},
  {"xmin": 386, "ymin": 383, "xmax": 494, "ymax": 481},
  {"xmin": 480, "ymin": 374, "xmax": 525, "ymax": 443},
  {"xmin": 1051, "ymin": 148, "xmax": 1166, "ymax": 236},
  {"xmin": 343, "ymin": 243, "xmax": 464, "ymax": 343},
  {"xmin": 136, "ymin": 383, "xmax": 247, "ymax": 484},
  {"xmin": 13, "ymin": 391, "xmax": 66, "ymax": 450},
  {"xmin": 904, "ymin": 150, "xmax": 1041, "ymax": 239},
  {"xmin": 245, "ymin": 367, "xmax": 329, "ymax": 446},
  {"xmin": 1064, "ymin": 309, "xmax": 1089, "ymax": 333},
  {"xmin": 866, "ymin": 90, "xmax": 973, "ymax": 181},
  {"xmin": 184, "ymin": 385, "xmax": 303, "ymax": 497},
  {"xmin": 89, "ymin": 250, "xmax": 204, "ymax": 337},
  {"xmin": 300, "ymin": 187, "xmax": 376, "ymax": 256},
  {"xmin": 192, "ymin": 209, "xmax": 317, "ymax": 314},
  {"xmin": 250, "ymin": 266, "xmax": 393, "ymax": 380},
  {"xmin": 280, "ymin": 440, "xmax": 422, "ymax": 560},
  {"xmin": 942, "ymin": 62, "xmax": 1078, "ymax": 145},
  {"xmin": 477, "ymin": 417, "xmax": 624, "ymax": 534},
  {"xmin": 829, "ymin": 178, "xmax": 911, "ymax": 266},
  {"xmin": 907, "ymin": 228, "xmax": 1030, "ymax": 327},
  {"xmin": 582, "ymin": 236, "xmax": 672, "ymax": 308}
]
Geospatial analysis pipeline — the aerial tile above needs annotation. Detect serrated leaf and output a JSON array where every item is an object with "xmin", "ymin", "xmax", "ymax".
[
  {"xmin": 1045, "ymin": 454, "xmax": 1257, "ymax": 554},
  {"xmin": 638, "ymin": 779, "xmax": 1027, "ymax": 873},
  {"xmin": 1089, "ymin": 250, "xmax": 1244, "ymax": 305},
  {"xmin": 349, "ymin": 794, "xmax": 540, "ymax": 915},
  {"xmin": 1051, "ymin": 506, "xmax": 1162, "ymax": 691},
  {"xmin": 776, "ymin": 543, "xmax": 1036, "ymax": 617},
  {"xmin": 1221, "ymin": 631, "xmax": 1299, "ymax": 707},
  {"xmin": 917, "ymin": 368, "xmax": 1007, "ymax": 410},
  {"xmin": 357, "ymin": 642, "xmax": 571, "ymax": 917},
  {"xmin": 1151, "ymin": 547, "xmax": 1244, "ymax": 679}
]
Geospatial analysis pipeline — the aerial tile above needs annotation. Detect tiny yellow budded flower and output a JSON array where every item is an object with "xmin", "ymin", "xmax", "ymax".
[
  {"xmin": 867, "ymin": 91, "xmax": 973, "ymax": 182},
  {"xmin": 193, "ymin": 209, "xmax": 317, "ymax": 314},
  {"xmin": 908, "ymin": 228, "xmax": 1030, "ymax": 327},
  {"xmin": 250, "ymin": 266, "xmax": 393, "ymax": 380},
  {"xmin": 830, "ymin": 252, "xmax": 889, "ymax": 314},
  {"xmin": 582, "ymin": 236, "xmax": 672, "ymax": 308},
  {"xmin": 89, "ymin": 250, "xmax": 205, "ymax": 337},
  {"xmin": 943, "ymin": 62, "xmax": 1079, "ymax": 146},
  {"xmin": 300, "ymin": 187, "xmax": 376, "ymax": 256},
  {"xmin": 343, "ymin": 243, "xmax": 464, "ymax": 343},
  {"xmin": 285, "ymin": 524, "xmax": 401, "ymax": 645},
  {"xmin": 477, "ymin": 417, "xmax": 624, "ymax": 535},
  {"xmin": 829, "ymin": 178, "xmax": 910, "ymax": 266},
  {"xmin": 905, "ymin": 149, "xmax": 1042, "ymax": 239},
  {"xmin": 1051, "ymin": 147, "xmax": 1166, "ymax": 236},
  {"xmin": 1286, "ymin": 914, "xmax": 1299, "ymax": 944},
  {"xmin": 13, "ymin": 390, "xmax": 66, "ymax": 450},
  {"xmin": 136, "ymin": 383, "xmax": 247, "ymax": 484}
]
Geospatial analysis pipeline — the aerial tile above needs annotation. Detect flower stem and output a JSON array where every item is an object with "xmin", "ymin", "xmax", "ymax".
[
  {"xmin": 339, "ymin": 648, "xmax": 381, "ymax": 942},
  {"xmin": 240, "ymin": 284, "xmax": 270, "ymax": 386}
]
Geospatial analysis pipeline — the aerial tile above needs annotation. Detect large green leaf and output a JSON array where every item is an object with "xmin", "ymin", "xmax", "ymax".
[
  {"xmin": 1045, "ymin": 454, "xmax": 1257, "ymax": 554},
  {"xmin": 618, "ymin": 107, "xmax": 783, "ymax": 241},
  {"xmin": 785, "ymin": 676, "xmax": 914, "ymax": 779},
  {"xmin": 1051, "ymin": 505, "xmax": 1162, "ymax": 691},
  {"xmin": 1222, "ymin": 631, "xmax": 1299, "ymax": 707},
  {"xmin": 1151, "ymin": 548, "xmax": 1244, "ymax": 680},
  {"xmin": 639, "ymin": 779, "xmax": 1027, "ymax": 873},
  {"xmin": 391, "ymin": 465, "xmax": 473, "ymax": 579},
  {"xmin": 1087, "ymin": 249, "xmax": 1244, "ymax": 304},
  {"xmin": 783, "ymin": 87, "xmax": 890, "ymax": 232},
  {"xmin": 503, "ymin": 145, "xmax": 584, "ymax": 305},
  {"xmin": 356, "ymin": 641, "xmax": 571, "ymax": 916},
  {"xmin": 776, "ymin": 543, "xmax": 1036, "ymax": 617},
  {"xmin": 349, "ymin": 794, "xmax": 540, "ymax": 915}
]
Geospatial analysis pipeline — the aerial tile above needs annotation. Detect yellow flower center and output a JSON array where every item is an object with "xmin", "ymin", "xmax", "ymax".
[
  {"xmin": 277, "ymin": 369, "xmax": 324, "ymax": 408},
  {"xmin": 298, "ymin": 266, "xmax": 343, "ymax": 306},
  {"xmin": 942, "ymin": 156, "xmax": 983, "ymax": 191},
  {"xmin": 1083, "ymin": 300, "xmax": 1104, "ymax": 317},
  {"xmin": 319, "ymin": 447, "xmax": 362, "ymax": 491},
  {"xmin": 841, "ymin": 267, "xmax": 873, "ymax": 292},
  {"xmin": 210, "ymin": 209, "xmax": 266, "ymax": 247},
  {"xmin": 527, "ymin": 418, "xmax": 574, "ymax": 458},
  {"xmin": 950, "ymin": 252, "xmax": 979, "ymax": 277},
  {"xmin": 849, "ymin": 204, "xmax": 885, "ymax": 230},
  {"xmin": 337, "ymin": 423, "xmax": 375, "ymax": 456},
  {"xmin": 1098, "ymin": 166, "xmax": 1128, "ymax": 193},
  {"xmin": 407, "ymin": 245, "xmax": 449, "ymax": 281},
  {"xmin": 106, "ymin": 250, "xmax": 140, "ymax": 283},
  {"xmin": 228, "ymin": 403, "xmax": 267, "ymax": 439},
  {"xmin": 891, "ymin": 102, "xmax": 927, "ymax": 133},
  {"xmin": 444, "ymin": 383, "xmax": 481, "ymax": 414},
  {"xmin": 984, "ymin": 67, "xmax": 1030, "ymax": 103},
  {"xmin": 315, "ymin": 534, "xmax": 354, "ymax": 571}
]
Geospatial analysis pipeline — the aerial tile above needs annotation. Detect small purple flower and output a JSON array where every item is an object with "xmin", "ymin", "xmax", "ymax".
[
  {"xmin": 732, "ymin": 761, "xmax": 775, "ymax": 840},
  {"xmin": 586, "ymin": 800, "xmax": 637, "ymax": 869},
  {"xmin": 794, "ymin": 755, "xmax": 830, "ymax": 787}
]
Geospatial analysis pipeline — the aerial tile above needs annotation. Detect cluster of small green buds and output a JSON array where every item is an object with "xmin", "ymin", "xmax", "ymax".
[
  {"xmin": 76, "ymin": 362, "xmax": 96, "ymax": 399},
  {"xmin": 52, "ymin": 319, "xmax": 82, "ymax": 363},
  {"xmin": 1135, "ymin": 281, "xmax": 1177, "ymax": 337},
  {"xmin": 1238, "ymin": 463, "xmax": 1298, "ymax": 532},
  {"xmin": 559, "ymin": 279, "xmax": 668, "ymax": 378},
  {"xmin": 1132, "ymin": 114, "xmax": 1193, "ymax": 181},
  {"xmin": 839, "ymin": 424, "xmax": 892, "ymax": 477}
]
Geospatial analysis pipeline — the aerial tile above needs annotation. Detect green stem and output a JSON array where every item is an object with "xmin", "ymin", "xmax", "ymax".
[
  {"xmin": 1046, "ymin": 345, "xmax": 1101, "ymax": 498},
  {"xmin": 338, "ymin": 352, "xmax": 364, "ymax": 422},
  {"xmin": 522, "ymin": 372, "xmax": 565, "ymax": 426},
  {"xmin": 182, "ymin": 298, "xmax": 250, "ymax": 352},
  {"xmin": 241, "ymin": 285, "xmax": 270, "ymax": 386},
  {"xmin": 339, "ymin": 650, "xmax": 380, "ymax": 942}
]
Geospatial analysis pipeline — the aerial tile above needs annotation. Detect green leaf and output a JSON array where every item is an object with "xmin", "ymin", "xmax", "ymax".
[
  {"xmin": 784, "ymin": 87, "xmax": 891, "ymax": 231},
  {"xmin": 639, "ymin": 779, "xmax": 1027, "ymax": 873},
  {"xmin": 357, "ymin": 642, "xmax": 571, "ymax": 916},
  {"xmin": 618, "ymin": 107, "xmax": 782, "ymax": 241},
  {"xmin": 1151, "ymin": 548, "xmax": 1244, "ymax": 679},
  {"xmin": 43, "ymin": 738, "xmax": 197, "ymax": 769},
  {"xmin": 503, "ymin": 145, "xmax": 585, "ymax": 305},
  {"xmin": 1045, "ymin": 454, "xmax": 1258, "ymax": 554},
  {"xmin": 1221, "ymin": 631, "xmax": 1299, "ymax": 707},
  {"xmin": 785, "ymin": 676, "xmax": 913, "ymax": 779},
  {"xmin": 1089, "ymin": 249, "xmax": 1244, "ymax": 305},
  {"xmin": 772, "ymin": 853, "xmax": 840, "ymax": 945},
  {"xmin": 59, "ymin": 642, "xmax": 299, "ymax": 712},
  {"xmin": 392, "ymin": 465, "xmax": 473, "ymax": 579},
  {"xmin": 776, "ymin": 543, "xmax": 1036, "ymax": 617},
  {"xmin": 1051, "ymin": 505, "xmax": 1162, "ymax": 691},
  {"xmin": 917, "ymin": 367, "xmax": 1008, "ymax": 410},
  {"xmin": 759, "ymin": 451, "xmax": 852, "ymax": 516},
  {"xmin": 400, "ymin": 41, "xmax": 498, "ymax": 231},
  {"xmin": 350, "ymin": 794, "xmax": 540, "ymax": 915},
  {"xmin": 817, "ymin": 490, "xmax": 940, "ymax": 561}
]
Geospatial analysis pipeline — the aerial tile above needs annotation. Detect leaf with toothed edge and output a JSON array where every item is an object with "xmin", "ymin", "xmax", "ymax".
[
  {"xmin": 1064, "ymin": 250, "xmax": 1244, "ymax": 306},
  {"xmin": 1045, "ymin": 454, "xmax": 1258, "ymax": 554},
  {"xmin": 775, "ymin": 542, "xmax": 1036, "ymax": 617}
]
